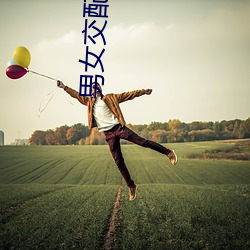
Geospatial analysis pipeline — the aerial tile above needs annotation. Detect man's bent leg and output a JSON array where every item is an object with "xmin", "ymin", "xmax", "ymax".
[
  {"xmin": 104, "ymin": 132, "xmax": 135, "ymax": 187},
  {"xmin": 119, "ymin": 126, "xmax": 171, "ymax": 155}
]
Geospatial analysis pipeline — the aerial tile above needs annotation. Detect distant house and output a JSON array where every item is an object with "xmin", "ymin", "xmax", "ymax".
[{"xmin": 0, "ymin": 131, "xmax": 4, "ymax": 145}]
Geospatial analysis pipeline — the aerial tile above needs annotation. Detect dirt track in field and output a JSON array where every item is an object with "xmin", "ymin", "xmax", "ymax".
[{"xmin": 103, "ymin": 186, "xmax": 123, "ymax": 250}]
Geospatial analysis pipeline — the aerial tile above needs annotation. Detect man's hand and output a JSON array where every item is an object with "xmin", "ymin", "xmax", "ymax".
[
  {"xmin": 57, "ymin": 80, "xmax": 65, "ymax": 89},
  {"xmin": 145, "ymin": 89, "xmax": 153, "ymax": 95}
]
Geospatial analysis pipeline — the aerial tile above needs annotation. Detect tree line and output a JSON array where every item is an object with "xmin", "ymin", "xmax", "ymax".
[{"xmin": 29, "ymin": 118, "xmax": 250, "ymax": 145}]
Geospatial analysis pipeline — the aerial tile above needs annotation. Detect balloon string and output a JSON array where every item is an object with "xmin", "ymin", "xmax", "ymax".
[
  {"xmin": 28, "ymin": 69, "xmax": 58, "ymax": 81},
  {"xmin": 38, "ymin": 88, "xmax": 58, "ymax": 118},
  {"xmin": 67, "ymin": 99, "xmax": 75, "ymax": 106}
]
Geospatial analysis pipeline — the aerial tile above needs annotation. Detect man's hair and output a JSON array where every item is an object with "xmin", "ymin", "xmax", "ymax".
[
  {"xmin": 92, "ymin": 82, "xmax": 101, "ymax": 90},
  {"xmin": 92, "ymin": 82, "xmax": 99, "ymax": 86},
  {"xmin": 91, "ymin": 82, "xmax": 102, "ymax": 92}
]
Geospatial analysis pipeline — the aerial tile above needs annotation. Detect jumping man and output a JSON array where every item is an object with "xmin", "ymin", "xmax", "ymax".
[{"xmin": 57, "ymin": 81, "xmax": 177, "ymax": 201}]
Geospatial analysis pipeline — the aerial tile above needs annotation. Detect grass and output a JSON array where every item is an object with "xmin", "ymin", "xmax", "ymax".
[
  {"xmin": 0, "ymin": 184, "xmax": 118, "ymax": 249},
  {"xmin": 0, "ymin": 145, "xmax": 121, "ymax": 185},
  {"xmin": 0, "ymin": 141, "xmax": 250, "ymax": 249},
  {"xmin": 120, "ymin": 184, "xmax": 250, "ymax": 250},
  {"xmin": 186, "ymin": 140, "xmax": 250, "ymax": 161}
]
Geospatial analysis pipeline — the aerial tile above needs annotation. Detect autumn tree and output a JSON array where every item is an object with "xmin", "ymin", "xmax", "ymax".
[
  {"xmin": 239, "ymin": 118, "xmax": 250, "ymax": 138},
  {"xmin": 150, "ymin": 130, "xmax": 167, "ymax": 143},
  {"xmin": 167, "ymin": 119, "xmax": 184, "ymax": 142},
  {"xmin": 66, "ymin": 123, "xmax": 90, "ymax": 145},
  {"xmin": 45, "ymin": 129, "xmax": 57, "ymax": 145},
  {"xmin": 29, "ymin": 118, "xmax": 250, "ymax": 145},
  {"xmin": 54, "ymin": 125, "xmax": 68, "ymax": 145},
  {"xmin": 85, "ymin": 128, "xmax": 106, "ymax": 145},
  {"xmin": 29, "ymin": 130, "xmax": 46, "ymax": 145}
]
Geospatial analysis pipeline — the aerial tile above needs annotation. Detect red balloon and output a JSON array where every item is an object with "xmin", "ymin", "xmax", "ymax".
[{"xmin": 6, "ymin": 65, "xmax": 27, "ymax": 79}]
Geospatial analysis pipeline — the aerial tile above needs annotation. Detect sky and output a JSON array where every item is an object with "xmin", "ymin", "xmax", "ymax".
[{"xmin": 0, "ymin": 0, "xmax": 249, "ymax": 144}]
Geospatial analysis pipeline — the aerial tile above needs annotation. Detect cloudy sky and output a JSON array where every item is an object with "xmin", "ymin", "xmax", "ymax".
[{"xmin": 0, "ymin": 0, "xmax": 249, "ymax": 144}]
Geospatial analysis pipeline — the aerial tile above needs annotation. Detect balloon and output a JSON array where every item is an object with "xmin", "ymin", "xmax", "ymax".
[
  {"xmin": 13, "ymin": 46, "xmax": 31, "ymax": 68},
  {"xmin": 7, "ymin": 58, "xmax": 17, "ymax": 67},
  {"xmin": 6, "ymin": 65, "xmax": 27, "ymax": 79}
]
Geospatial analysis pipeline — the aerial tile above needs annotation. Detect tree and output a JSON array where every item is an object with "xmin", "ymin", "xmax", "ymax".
[
  {"xmin": 54, "ymin": 125, "xmax": 69, "ymax": 145},
  {"xmin": 233, "ymin": 119, "xmax": 242, "ymax": 139},
  {"xmin": 167, "ymin": 119, "xmax": 184, "ymax": 142},
  {"xmin": 45, "ymin": 129, "xmax": 57, "ymax": 145},
  {"xmin": 181, "ymin": 122, "xmax": 189, "ymax": 142},
  {"xmin": 74, "ymin": 123, "xmax": 90, "ymax": 143},
  {"xmin": 66, "ymin": 127, "xmax": 76, "ymax": 145},
  {"xmin": 213, "ymin": 122, "xmax": 221, "ymax": 139},
  {"xmin": 147, "ymin": 122, "xmax": 168, "ymax": 131},
  {"xmin": 188, "ymin": 129, "xmax": 216, "ymax": 141},
  {"xmin": 140, "ymin": 126, "xmax": 150, "ymax": 140},
  {"xmin": 29, "ymin": 118, "xmax": 250, "ymax": 145},
  {"xmin": 150, "ymin": 130, "xmax": 167, "ymax": 143},
  {"xmin": 29, "ymin": 130, "xmax": 46, "ymax": 145},
  {"xmin": 239, "ymin": 118, "xmax": 250, "ymax": 138},
  {"xmin": 66, "ymin": 123, "xmax": 90, "ymax": 145},
  {"xmin": 78, "ymin": 138, "xmax": 86, "ymax": 145},
  {"xmin": 86, "ymin": 128, "xmax": 106, "ymax": 145},
  {"xmin": 189, "ymin": 121, "xmax": 204, "ymax": 131}
]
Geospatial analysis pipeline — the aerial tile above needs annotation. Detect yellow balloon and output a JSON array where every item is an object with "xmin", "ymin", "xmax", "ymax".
[{"xmin": 13, "ymin": 46, "xmax": 31, "ymax": 68}]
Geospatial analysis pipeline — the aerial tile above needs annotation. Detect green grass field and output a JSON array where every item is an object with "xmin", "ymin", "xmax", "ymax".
[{"xmin": 0, "ymin": 141, "xmax": 249, "ymax": 249}]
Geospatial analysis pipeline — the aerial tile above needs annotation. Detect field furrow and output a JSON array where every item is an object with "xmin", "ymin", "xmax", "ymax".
[{"xmin": 103, "ymin": 186, "xmax": 123, "ymax": 250}]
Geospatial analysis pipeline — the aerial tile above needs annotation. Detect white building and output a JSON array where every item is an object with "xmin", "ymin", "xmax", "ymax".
[{"xmin": 0, "ymin": 131, "xmax": 4, "ymax": 145}]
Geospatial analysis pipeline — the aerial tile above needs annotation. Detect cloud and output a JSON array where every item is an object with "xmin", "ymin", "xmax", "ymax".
[
  {"xmin": 32, "ymin": 22, "xmax": 160, "ymax": 58},
  {"xmin": 106, "ymin": 22, "xmax": 155, "ymax": 44},
  {"xmin": 30, "ymin": 10, "xmax": 250, "ymax": 87},
  {"xmin": 30, "ymin": 23, "xmax": 160, "ymax": 77},
  {"xmin": 35, "ymin": 31, "xmax": 78, "ymax": 49}
]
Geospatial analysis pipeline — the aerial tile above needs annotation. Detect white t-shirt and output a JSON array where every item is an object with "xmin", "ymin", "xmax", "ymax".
[{"xmin": 93, "ymin": 97, "xmax": 119, "ymax": 132}]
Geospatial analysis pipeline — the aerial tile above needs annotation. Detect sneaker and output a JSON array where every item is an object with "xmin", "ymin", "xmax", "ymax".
[
  {"xmin": 168, "ymin": 150, "xmax": 178, "ymax": 165},
  {"xmin": 129, "ymin": 186, "xmax": 137, "ymax": 201}
]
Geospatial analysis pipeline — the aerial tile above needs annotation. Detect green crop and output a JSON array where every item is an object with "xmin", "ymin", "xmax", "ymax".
[{"xmin": 0, "ymin": 141, "xmax": 249, "ymax": 249}]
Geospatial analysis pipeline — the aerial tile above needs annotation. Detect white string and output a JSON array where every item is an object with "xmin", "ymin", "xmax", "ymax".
[
  {"xmin": 28, "ymin": 69, "xmax": 58, "ymax": 81},
  {"xmin": 38, "ymin": 88, "xmax": 58, "ymax": 118},
  {"xmin": 27, "ymin": 69, "xmax": 77, "ymax": 117},
  {"xmin": 67, "ymin": 99, "xmax": 75, "ymax": 106}
]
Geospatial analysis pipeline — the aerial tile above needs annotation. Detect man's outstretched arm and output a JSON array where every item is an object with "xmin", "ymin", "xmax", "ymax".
[
  {"xmin": 116, "ymin": 88, "xmax": 153, "ymax": 103},
  {"xmin": 57, "ymin": 80, "xmax": 89, "ymax": 106}
]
